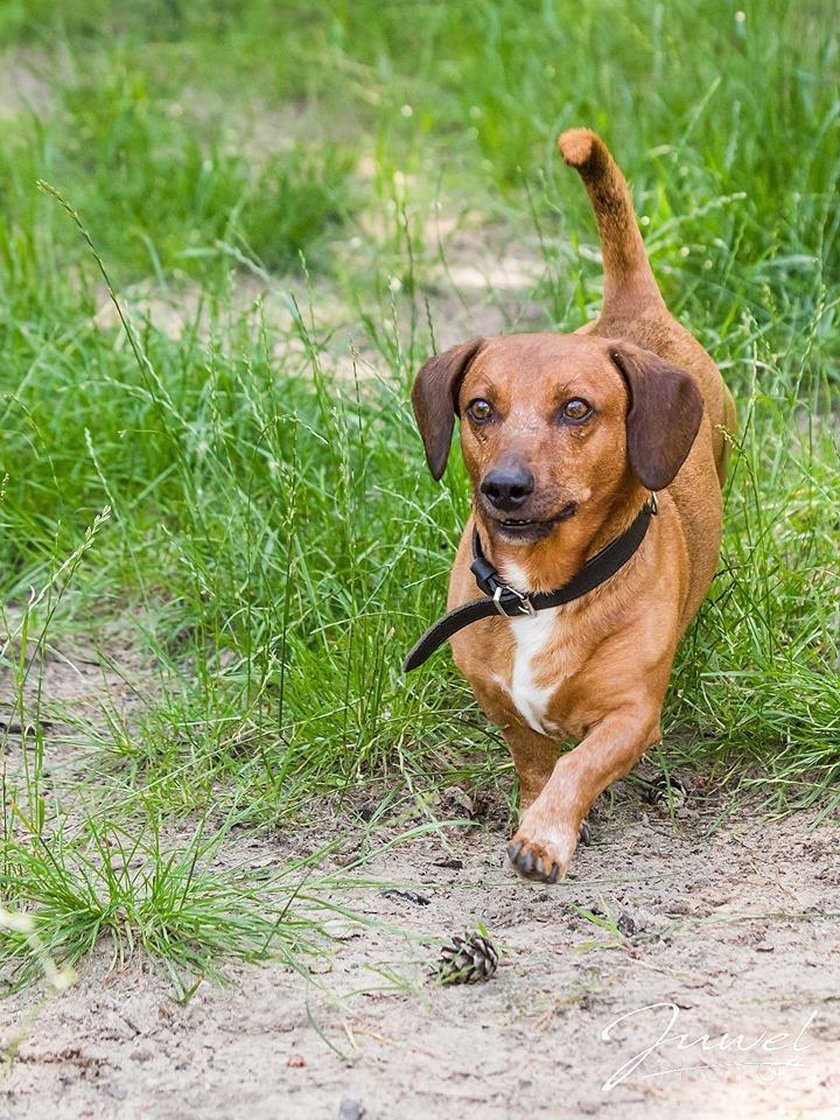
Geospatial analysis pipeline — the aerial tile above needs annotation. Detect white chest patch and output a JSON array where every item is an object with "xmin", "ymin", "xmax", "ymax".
[
  {"xmin": 508, "ymin": 608, "xmax": 560, "ymax": 733},
  {"xmin": 500, "ymin": 561, "xmax": 569, "ymax": 735}
]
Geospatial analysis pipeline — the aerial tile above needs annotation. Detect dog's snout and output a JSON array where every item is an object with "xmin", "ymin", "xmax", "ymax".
[{"xmin": 480, "ymin": 465, "xmax": 535, "ymax": 511}]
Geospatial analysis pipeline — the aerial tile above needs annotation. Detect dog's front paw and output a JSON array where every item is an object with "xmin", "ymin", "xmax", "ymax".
[
  {"xmin": 506, "ymin": 839, "xmax": 563, "ymax": 883},
  {"xmin": 507, "ymin": 818, "xmax": 583, "ymax": 884}
]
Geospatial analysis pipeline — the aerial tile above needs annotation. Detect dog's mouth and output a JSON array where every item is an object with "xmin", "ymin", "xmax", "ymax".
[{"xmin": 488, "ymin": 502, "xmax": 578, "ymax": 541}]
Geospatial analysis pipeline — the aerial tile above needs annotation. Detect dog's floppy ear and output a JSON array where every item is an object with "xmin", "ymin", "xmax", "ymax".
[
  {"xmin": 411, "ymin": 338, "xmax": 484, "ymax": 480},
  {"xmin": 609, "ymin": 343, "xmax": 704, "ymax": 490}
]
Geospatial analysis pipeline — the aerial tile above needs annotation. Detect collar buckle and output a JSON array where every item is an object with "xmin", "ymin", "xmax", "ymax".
[
  {"xmin": 405, "ymin": 500, "xmax": 657, "ymax": 672},
  {"xmin": 492, "ymin": 584, "xmax": 536, "ymax": 618}
]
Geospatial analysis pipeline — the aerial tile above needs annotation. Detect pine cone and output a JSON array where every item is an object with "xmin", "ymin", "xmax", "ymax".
[{"xmin": 434, "ymin": 931, "xmax": 499, "ymax": 985}]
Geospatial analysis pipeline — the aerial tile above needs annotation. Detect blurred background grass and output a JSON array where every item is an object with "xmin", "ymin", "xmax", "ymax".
[{"xmin": 0, "ymin": 0, "xmax": 837, "ymax": 978}]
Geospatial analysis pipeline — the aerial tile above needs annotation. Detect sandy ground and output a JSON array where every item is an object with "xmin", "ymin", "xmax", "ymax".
[
  {"xmin": 89, "ymin": 208, "xmax": 552, "ymax": 368},
  {"xmin": 2, "ymin": 779, "xmax": 838, "ymax": 1120}
]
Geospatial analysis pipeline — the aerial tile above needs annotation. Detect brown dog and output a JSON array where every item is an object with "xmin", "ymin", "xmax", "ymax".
[{"xmin": 408, "ymin": 129, "xmax": 736, "ymax": 883}]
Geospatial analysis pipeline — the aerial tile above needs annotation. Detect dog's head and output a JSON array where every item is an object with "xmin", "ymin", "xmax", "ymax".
[{"xmin": 411, "ymin": 333, "xmax": 703, "ymax": 544}]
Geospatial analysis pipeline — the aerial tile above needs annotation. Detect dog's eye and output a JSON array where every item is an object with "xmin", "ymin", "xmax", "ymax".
[
  {"xmin": 466, "ymin": 398, "xmax": 495, "ymax": 423},
  {"xmin": 560, "ymin": 398, "xmax": 593, "ymax": 424}
]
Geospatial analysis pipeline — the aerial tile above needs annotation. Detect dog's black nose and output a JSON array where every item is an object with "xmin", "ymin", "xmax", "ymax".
[{"xmin": 480, "ymin": 466, "xmax": 535, "ymax": 511}]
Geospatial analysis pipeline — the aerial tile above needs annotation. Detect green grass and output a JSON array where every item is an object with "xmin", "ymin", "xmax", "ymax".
[
  {"xmin": 1, "ymin": 61, "xmax": 355, "ymax": 284},
  {"xmin": 1, "ymin": 0, "xmax": 838, "ymax": 987},
  {"xmin": 0, "ymin": 814, "xmax": 322, "ymax": 996}
]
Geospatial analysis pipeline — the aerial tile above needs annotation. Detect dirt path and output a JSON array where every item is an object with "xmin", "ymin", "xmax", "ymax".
[{"xmin": 3, "ymin": 786, "xmax": 838, "ymax": 1120}]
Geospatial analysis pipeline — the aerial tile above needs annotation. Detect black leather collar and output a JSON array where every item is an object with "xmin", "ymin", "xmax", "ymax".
[{"xmin": 403, "ymin": 494, "xmax": 657, "ymax": 672}]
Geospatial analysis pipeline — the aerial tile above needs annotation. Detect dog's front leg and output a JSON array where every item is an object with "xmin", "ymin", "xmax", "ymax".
[
  {"xmin": 501, "ymin": 724, "xmax": 564, "ymax": 810},
  {"xmin": 507, "ymin": 702, "xmax": 661, "ymax": 883}
]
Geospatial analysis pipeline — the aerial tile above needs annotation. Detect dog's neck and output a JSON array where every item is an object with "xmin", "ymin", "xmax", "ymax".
[{"xmin": 476, "ymin": 479, "xmax": 650, "ymax": 594}]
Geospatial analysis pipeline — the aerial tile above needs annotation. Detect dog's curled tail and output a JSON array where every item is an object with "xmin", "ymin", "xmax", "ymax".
[{"xmin": 559, "ymin": 128, "xmax": 664, "ymax": 316}]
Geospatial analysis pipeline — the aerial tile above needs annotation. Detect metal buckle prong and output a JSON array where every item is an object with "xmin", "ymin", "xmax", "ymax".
[
  {"xmin": 493, "ymin": 584, "xmax": 535, "ymax": 617},
  {"xmin": 514, "ymin": 589, "xmax": 536, "ymax": 616}
]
